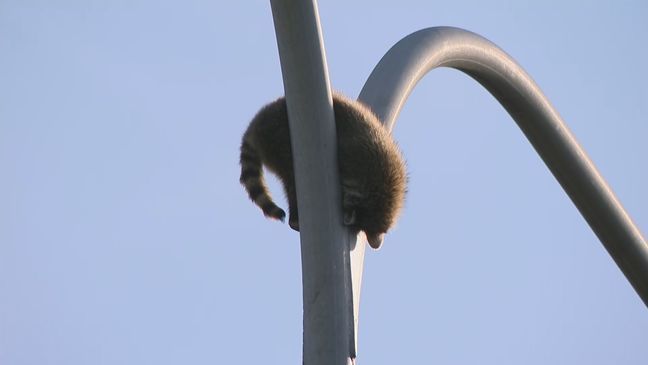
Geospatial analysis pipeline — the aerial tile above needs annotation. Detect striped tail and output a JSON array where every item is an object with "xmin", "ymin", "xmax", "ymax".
[{"xmin": 239, "ymin": 139, "xmax": 286, "ymax": 222}]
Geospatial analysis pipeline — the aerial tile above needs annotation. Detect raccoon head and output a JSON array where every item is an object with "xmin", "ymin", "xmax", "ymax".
[
  {"xmin": 342, "ymin": 208, "xmax": 383, "ymax": 248},
  {"xmin": 342, "ymin": 178, "xmax": 405, "ymax": 250}
]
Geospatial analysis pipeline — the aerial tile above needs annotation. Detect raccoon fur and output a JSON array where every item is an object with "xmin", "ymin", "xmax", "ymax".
[{"xmin": 239, "ymin": 93, "xmax": 407, "ymax": 249}]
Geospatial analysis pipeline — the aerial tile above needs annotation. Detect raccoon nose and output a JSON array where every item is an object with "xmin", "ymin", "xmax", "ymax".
[{"xmin": 366, "ymin": 233, "xmax": 384, "ymax": 249}]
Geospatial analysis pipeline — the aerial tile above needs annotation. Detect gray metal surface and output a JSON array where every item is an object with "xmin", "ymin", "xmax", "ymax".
[
  {"xmin": 269, "ymin": 0, "xmax": 356, "ymax": 364},
  {"xmin": 359, "ymin": 26, "xmax": 648, "ymax": 307}
]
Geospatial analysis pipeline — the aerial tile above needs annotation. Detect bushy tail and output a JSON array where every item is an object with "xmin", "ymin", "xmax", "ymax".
[{"xmin": 239, "ymin": 139, "xmax": 286, "ymax": 222}]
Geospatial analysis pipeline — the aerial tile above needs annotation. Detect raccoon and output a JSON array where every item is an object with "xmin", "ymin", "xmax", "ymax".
[{"xmin": 239, "ymin": 93, "xmax": 407, "ymax": 249}]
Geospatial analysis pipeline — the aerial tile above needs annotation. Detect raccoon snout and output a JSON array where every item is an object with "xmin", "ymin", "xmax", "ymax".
[{"xmin": 366, "ymin": 233, "xmax": 385, "ymax": 250}]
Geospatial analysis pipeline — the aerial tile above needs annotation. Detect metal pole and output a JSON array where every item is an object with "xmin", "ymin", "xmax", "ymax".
[
  {"xmin": 359, "ymin": 26, "xmax": 648, "ymax": 306},
  {"xmin": 269, "ymin": 1, "xmax": 356, "ymax": 364}
]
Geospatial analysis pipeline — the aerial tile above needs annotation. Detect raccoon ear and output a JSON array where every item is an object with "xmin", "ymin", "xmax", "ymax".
[
  {"xmin": 366, "ymin": 233, "xmax": 384, "ymax": 249},
  {"xmin": 343, "ymin": 209, "xmax": 356, "ymax": 225}
]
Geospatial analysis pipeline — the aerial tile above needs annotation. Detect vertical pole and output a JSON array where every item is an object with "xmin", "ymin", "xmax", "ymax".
[{"xmin": 269, "ymin": 1, "xmax": 356, "ymax": 364}]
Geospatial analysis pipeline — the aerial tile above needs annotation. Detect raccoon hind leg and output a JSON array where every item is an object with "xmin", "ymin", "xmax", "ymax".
[{"xmin": 284, "ymin": 179, "xmax": 299, "ymax": 231}]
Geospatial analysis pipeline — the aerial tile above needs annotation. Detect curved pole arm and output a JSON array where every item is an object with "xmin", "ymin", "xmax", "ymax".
[{"xmin": 359, "ymin": 26, "xmax": 648, "ymax": 307}]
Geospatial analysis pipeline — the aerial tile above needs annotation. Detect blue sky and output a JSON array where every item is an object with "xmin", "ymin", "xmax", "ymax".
[{"xmin": 1, "ymin": 1, "xmax": 646, "ymax": 364}]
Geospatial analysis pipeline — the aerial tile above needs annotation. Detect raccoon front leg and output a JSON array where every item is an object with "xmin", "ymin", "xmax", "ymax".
[
  {"xmin": 342, "ymin": 179, "xmax": 363, "ymax": 227},
  {"xmin": 288, "ymin": 188, "xmax": 356, "ymax": 231},
  {"xmin": 288, "ymin": 184, "xmax": 356, "ymax": 231}
]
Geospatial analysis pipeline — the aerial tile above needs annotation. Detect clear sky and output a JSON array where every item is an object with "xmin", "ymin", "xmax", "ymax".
[{"xmin": 1, "ymin": 0, "xmax": 646, "ymax": 364}]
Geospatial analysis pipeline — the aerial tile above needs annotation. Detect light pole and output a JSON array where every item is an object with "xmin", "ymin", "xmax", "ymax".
[
  {"xmin": 268, "ymin": 3, "xmax": 648, "ymax": 364},
  {"xmin": 270, "ymin": 1, "xmax": 357, "ymax": 364}
]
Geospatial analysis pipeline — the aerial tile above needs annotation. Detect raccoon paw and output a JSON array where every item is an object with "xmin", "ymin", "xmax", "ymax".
[
  {"xmin": 343, "ymin": 209, "xmax": 356, "ymax": 225},
  {"xmin": 289, "ymin": 217, "xmax": 299, "ymax": 232}
]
